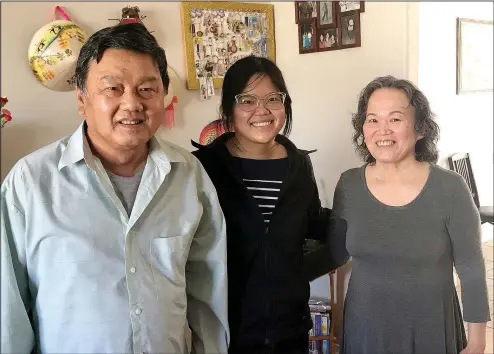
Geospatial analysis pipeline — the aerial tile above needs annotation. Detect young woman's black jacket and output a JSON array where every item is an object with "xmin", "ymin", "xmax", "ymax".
[{"xmin": 191, "ymin": 132, "xmax": 349, "ymax": 349}]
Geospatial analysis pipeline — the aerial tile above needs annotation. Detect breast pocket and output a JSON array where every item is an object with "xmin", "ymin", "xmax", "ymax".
[{"xmin": 150, "ymin": 235, "xmax": 189, "ymax": 287}]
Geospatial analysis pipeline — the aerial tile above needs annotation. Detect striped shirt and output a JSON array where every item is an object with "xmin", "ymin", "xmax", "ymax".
[{"xmin": 233, "ymin": 157, "xmax": 289, "ymax": 224}]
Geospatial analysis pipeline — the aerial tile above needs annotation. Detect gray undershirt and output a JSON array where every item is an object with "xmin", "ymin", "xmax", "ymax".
[{"xmin": 107, "ymin": 168, "xmax": 145, "ymax": 216}]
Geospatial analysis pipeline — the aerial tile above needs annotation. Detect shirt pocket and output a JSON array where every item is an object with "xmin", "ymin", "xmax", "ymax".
[{"xmin": 150, "ymin": 235, "xmax": 188, "ymax": 288}]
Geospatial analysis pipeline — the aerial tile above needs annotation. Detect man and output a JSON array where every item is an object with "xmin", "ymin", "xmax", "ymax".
[{"xmin": 1, "ymin": 23, "xmax": 229, "ymax": 354}]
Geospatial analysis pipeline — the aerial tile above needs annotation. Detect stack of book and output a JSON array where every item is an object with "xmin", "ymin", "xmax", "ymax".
[{"xmin": 308, "ymin": 299, "xmax": 331, "ymax": 354}]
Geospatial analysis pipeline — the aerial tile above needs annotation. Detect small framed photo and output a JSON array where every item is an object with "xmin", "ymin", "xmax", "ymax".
[
  {"xmin": 317, "ymin": 1, "xmax": 337, "ymax": 28},
  {"xmin": 340, "ymin": 10, "xmax": 361, "ymax": 49},
  {"xmin": 295, "ymin": 1, "xmax": 317, "ymax": 23},
  {"xmin": 318, "ymin": 28, "xmax": 339, "ymax": 51},
  {"xmin": 339, "ymin": 1, "xmax": 365, "ymax": 14},
  {"xmin": 298, "ymin": 19, "xmax": 317, "ymax": 54}
]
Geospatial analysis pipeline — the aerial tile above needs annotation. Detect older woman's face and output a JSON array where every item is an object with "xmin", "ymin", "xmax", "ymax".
[{"xmin": 363, "ymin": 88, "xmax": 423, "ymax": 164}]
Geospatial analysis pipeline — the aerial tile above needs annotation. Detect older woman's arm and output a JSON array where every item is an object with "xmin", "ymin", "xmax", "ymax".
[{"xmin": 446, "ymin": 173, "xmax": 490, "ymax": 353}]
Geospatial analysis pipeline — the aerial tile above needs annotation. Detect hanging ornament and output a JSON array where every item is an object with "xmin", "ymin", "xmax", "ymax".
[
  {"xmin": 109, "ymin": 6, "xmax": 147, "ymax": 26},
  {"xmin": 162, "ymin": 67, "xmax": 179, "ymax": 129},
  {"xmin": 28, "ymin": 6, "xmax": 88, "ymax": 92},
  {"xmin": 199, "ymin": 75, "xmax": 208, "ymax": 101}
]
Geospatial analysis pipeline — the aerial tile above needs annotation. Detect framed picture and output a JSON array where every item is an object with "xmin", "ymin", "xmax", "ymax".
[
  {"xmin": 318, "ymin": 27, "xmax": 339, "ymax": 51},
  {"xmin": 317, "ymin": 1, "xmax": 337, "ymax": 28},
  {"xmin": 339, "ymin": 1, "xmax": 365, "ymax": 13},
  {"xmin": 456, "ymin": 17, "xmax": 493, "ymax": 94},
  {"xmin": 298, "ymin": 19, "xmax": 317, "ymax": 54},
  {"xmin": 181, "ymin": 2, "xmax": 275, "ymax": 90},
  {"xmin": 339, "ymin": 10, "xmax": 361, "ymax": 49},
  {"xmin": 295, "ymin": 1, "xmax": 317, "ymax": 24}
]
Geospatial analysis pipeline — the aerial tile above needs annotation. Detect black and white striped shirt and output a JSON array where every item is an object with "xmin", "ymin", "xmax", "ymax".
[{"xmin": 233, "ymin": 157, "xmax": 289, "ymax": 224}]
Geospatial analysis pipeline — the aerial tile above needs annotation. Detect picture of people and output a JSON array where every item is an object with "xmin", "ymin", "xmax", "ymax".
[
  {"xmin": 318, "ymin": 1, "xmax": 335, "ymax": 26},
  {"xmin": 341, "ymin": 13, "xmax": 360, "ymax": 47},
  {"xmin": 296, "ymin": 1, "xmax": 317, "ymax": 22},
  {"xmin": 299, "ymin": 21, "xmax": 316, "ymax": 52},
  {"xmin": 318, "ymin": 28, "xmax": 338, "ymax": 49},
  {"xmin": 296, "ymin": 0, "xmax": 362, "ymax": 53}
]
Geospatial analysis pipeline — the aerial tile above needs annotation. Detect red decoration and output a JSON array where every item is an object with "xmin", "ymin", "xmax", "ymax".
[
  {"xmin": 163, "ymin": 96, "xmax": 178, "ymax": 129},
  {"xmin": 1, "ymin": 97, "xmax": 13, "ymax": 128},
  {"xmin": 109, "ymin": 6, "xmax": 148, "ymax": 26}
]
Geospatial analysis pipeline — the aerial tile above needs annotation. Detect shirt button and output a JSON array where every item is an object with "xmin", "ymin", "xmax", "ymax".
[
  {"xmin": 130, "ymin": 267, "xmax": 136, "ymax": 273},
  {"xmin": 135, "ymin": 308, "xmax": 142, "ymax": 316}
]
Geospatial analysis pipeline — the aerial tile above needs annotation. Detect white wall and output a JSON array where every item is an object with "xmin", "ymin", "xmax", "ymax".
[
  {"xmin": 418, "ymin": 2, "xmax": 493, "ymax": 207},
  {"xmin": 1, "ymin": 1, "xmax": 415, "ymax": 299}
]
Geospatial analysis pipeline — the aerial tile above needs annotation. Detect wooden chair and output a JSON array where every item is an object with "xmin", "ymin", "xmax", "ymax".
[{"xmin": 448, "ymin": 153, "xmax": 493, "ymax": 224}]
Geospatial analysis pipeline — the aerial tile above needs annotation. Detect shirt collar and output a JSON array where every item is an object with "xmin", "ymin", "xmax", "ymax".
[{"xmin": 58, "ymin": 122, "xmax": 186, "ymax": 171}]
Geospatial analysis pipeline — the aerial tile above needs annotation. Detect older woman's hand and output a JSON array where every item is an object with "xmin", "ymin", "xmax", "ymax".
[
  {"xmin": 461, "ymin": 343, "xmax": 485, "ymax": 354},
  {"xmin": 460, "ymin": 322, "xmax": 487, "ymax": 353}
]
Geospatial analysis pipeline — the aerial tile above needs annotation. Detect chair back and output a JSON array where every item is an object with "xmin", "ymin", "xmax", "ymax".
[{"xmin": 448, "ymin": 153, "xmax": 480, "ymax": 208}]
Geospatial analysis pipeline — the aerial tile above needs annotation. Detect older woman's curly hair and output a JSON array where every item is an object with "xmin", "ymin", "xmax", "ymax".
[{"xmin": 351, "ymin": 76, "xmax": 440, "ymax": 164}]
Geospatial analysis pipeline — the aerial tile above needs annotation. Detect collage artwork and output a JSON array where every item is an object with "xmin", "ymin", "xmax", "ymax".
[{"xmin": 183, "ymin": 3, "xmax": 275, "ymax": 99}]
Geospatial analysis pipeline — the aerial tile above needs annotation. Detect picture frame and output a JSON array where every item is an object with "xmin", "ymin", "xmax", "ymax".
[
  {"xmin": 181, "ymin": 2, "xmax": 276, "ymax": 90},
  {"xmin": 317, "ymin": 27, "xmax": 340, "ymax": 51},
  {"xmin": 298, "ymin": 18, "xmax": 318, "ymax": 54},
  {"xmin": 338, "ymin": 1, "xmax": 365, "ymax": 14},
  {"xmin": 339, "ymin": 10, "xmax": 361, "ymax": 49},
  {"xmin": 295, "ymin": 1, "xmax": 317, "ymax": 24},
  {"xmin": 317, "ymin": 1, "xmax": 337, "ymax": 28},
  {"xmin": 456, "ymin": 17, "xmax": 493, "ymax": 94}
]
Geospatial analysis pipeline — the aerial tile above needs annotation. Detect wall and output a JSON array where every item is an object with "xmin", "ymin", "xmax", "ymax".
[
  {"xmin": 1, "ymin": 2, "xmax": 414, "ymax": 299},
  {"xmin": 417, "ymin": 2, "xmax": 493, "ymax": 207}
]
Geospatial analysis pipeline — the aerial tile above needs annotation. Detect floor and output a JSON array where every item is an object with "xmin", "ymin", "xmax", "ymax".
[{"xmin": 456, "ymin": 234, "xmax": 493, "ymax": 353}]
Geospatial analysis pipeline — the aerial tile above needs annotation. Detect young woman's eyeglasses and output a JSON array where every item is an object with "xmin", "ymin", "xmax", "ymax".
[{"xmin": 234, "ymin": 92, "xmax": 286, "ymax": 112}]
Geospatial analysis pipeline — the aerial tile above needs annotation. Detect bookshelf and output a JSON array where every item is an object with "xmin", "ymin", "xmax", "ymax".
[
  {"xmin": 309, "ymin": 335, "xmax": 332, "ymax": 341},
  {"xmin": 308, "ymin": 271, "xmax": 338, "ymax": 353},
  {"xmin": 308, "ymin": 260, "xmax": 353, "ymax": 354}
]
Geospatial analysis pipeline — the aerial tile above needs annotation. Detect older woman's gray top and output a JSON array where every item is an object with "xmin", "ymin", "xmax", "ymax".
[{"xmin": 334, "ymin": 164, "xmax": 490, "ymax": 354}]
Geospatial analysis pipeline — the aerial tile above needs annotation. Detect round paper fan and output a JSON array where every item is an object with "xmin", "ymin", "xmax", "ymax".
[{"xmin": 199, "ymin": 119, "xmax": 231, "ymax": 145}]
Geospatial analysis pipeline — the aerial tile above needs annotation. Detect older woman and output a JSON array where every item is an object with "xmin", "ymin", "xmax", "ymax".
[{"xmin": 334, "ymin": 76, "xmax": 490, "ymax": 353}]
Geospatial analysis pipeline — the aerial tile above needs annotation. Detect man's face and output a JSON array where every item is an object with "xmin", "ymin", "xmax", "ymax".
[{"xmin": 77, "ymin": 48, "xmax": 165, "ymax": 152}]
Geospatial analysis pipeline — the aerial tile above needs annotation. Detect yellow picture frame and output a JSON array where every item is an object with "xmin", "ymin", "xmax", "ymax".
[{"xmin": 181, "ymin": 1, "xmax": 276, "ymax": 90}]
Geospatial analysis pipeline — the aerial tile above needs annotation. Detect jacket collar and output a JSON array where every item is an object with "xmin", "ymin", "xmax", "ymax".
[{"xmin": 191, "ymin": 132, "xmax": 316, "ymax": 158}]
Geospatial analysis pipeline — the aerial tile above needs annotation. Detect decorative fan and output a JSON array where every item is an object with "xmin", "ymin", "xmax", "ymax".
[{"xmin": 199, "ymin": 119, "xmax": 232, "ymax": 145}]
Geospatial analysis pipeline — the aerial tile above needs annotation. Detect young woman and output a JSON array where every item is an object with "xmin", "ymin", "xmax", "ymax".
[{"xmin": 192, "ymin": 56, "xmax": 349, "ymax": 354}]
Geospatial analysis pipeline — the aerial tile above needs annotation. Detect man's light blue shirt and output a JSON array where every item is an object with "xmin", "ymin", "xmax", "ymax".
[{"xmin": 1, "ymin": 123, "xmax": 229, "ymax": 353}]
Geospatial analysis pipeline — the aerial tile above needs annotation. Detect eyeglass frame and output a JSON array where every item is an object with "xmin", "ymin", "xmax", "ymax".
[{"xmin": 234, "ymin": 92, "xmax": 287, "ymax": 112}]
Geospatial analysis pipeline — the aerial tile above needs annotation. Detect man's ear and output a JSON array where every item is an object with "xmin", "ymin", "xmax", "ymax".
[{"xmin": 76, "ymin": 88, "xmax": 87, "ymax": 117}]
